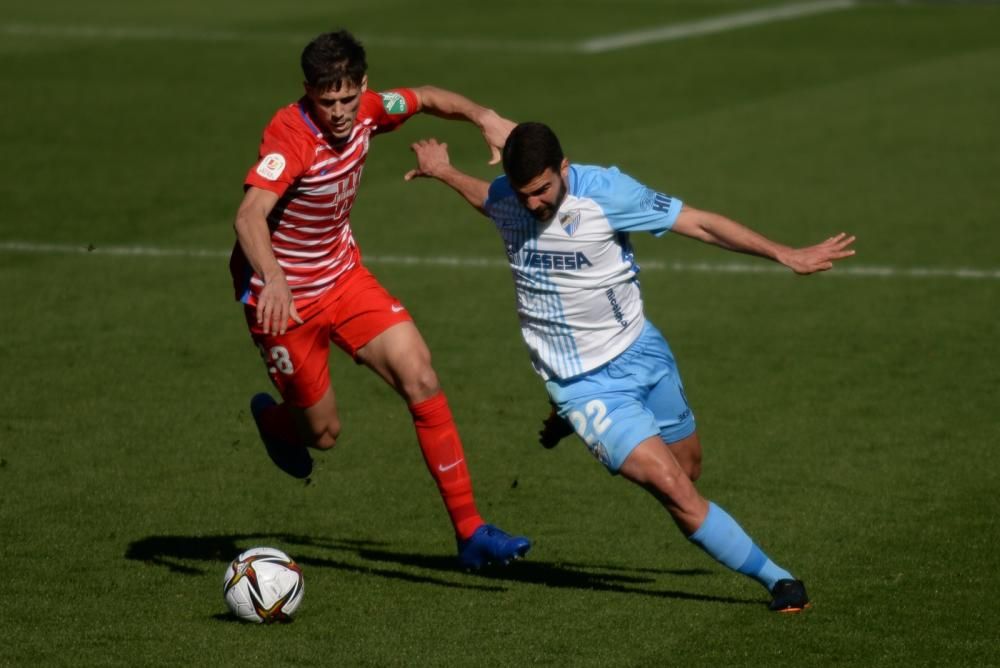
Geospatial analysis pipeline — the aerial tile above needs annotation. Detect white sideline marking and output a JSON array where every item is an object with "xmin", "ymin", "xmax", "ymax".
[
  {"xmin": 3, "ymin": 240, "xmax": 999, "ymax": 281},
  {"xmin": 579, "ymin": 0, "xmax": 857, "ymax": 53},
  {"xmin": 0, "ymin": 23, "xmax": 250, "ymax": 43},
  {"xmin": 1, "ymin": 2, "xmax": 858, "ymax": 54}
]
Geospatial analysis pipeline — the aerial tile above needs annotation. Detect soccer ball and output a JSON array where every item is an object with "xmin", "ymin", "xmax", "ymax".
[{"xmin": 222, "ymin": 547, "xmax": 304, "ymax": 623}]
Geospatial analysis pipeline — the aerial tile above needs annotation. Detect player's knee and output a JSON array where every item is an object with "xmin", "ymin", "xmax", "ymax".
[
  {"xmin": 684, "ymin": 452, "xmax": 703, "ymax": 482},
  {"xmin": 649, "ymin": 468, "xmax": 683, "ymax": 498},
  {"xmin": 644, "ymin": 461, "xmax": 699, "ymax": 508},
  {"xmin": 310, "ymin": 419, "xmax": 341, "ymax": 450},
  {"xmin": 399, "ymin": 363, "xmax": 441, "ymax": 403}
]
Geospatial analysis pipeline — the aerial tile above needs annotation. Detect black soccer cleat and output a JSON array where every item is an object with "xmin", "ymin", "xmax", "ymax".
[
  {"xmin": 250, "ymin": 393, "xmax": 313, "ymax": 479},
  {"xmin": 769, "ymin": 579, "xmax": 811, "ymax": 613},
  {"xmin": 538, "ymin": 406, "xmax": 574, "ymax": 449}
]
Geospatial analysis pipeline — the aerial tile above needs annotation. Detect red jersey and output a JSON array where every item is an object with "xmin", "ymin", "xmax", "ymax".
[{"xmin": 230, "ymin": 87, "xmax": 420, "ymax": 307}]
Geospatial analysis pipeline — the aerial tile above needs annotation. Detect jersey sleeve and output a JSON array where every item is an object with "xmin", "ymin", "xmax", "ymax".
[
  {"xmin": 484, "ymin": 175, "xmax": 513, "ymax": 215},
  {"xmin": 581, "ymin": 166, "xmax": 683, "ymax": 237},
  {"xmin": 364, "ymin": 88, "xmax": 420, "ymax": 136},
  {"xmin": 244, "ymin": 112, "xmax": 310, "ymax": 197}
]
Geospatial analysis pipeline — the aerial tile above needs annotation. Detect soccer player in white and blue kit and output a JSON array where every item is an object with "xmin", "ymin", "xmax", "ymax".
[{"xmin": 405, "ymin": 122, "xmax": 855, "ymax": 611}]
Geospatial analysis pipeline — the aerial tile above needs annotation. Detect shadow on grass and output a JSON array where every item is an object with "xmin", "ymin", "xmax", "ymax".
[
  {"xmin": 125, "ymin": 533, "xmax": 503, "ymax": 592},
  {"xmin": 125, "ymin": 533, "xmax": 757, "ymax": 605}
]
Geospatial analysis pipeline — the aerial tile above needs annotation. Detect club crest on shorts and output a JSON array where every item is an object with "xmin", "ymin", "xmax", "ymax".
[
  {"xmin": 558, "ymin": 210, "xmax": 581, "ymax": 236},
  {"xmin": 589, "ymin": 442, "xmax": 611, "ymax": 468},
  {"xmin": 256, "ymin": 153, "xmax": 286, "ymax": 181}
]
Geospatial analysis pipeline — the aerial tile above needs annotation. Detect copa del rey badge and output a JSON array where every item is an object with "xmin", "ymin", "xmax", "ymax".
[
  {"xmin": 256, "ymin": 153, "xmax": 286, "ymax": 181},
  {"xmin": 558, "ymin": 210, "xmax": 581, "ymax": 236}
]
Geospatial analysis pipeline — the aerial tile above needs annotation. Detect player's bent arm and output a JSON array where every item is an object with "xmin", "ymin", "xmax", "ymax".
[
  {"xmin": 407, "ymin": 139, "xmax": 490, "ymax": 216},
  {"xmin": 411, "ymin": 85, "xmax": 501, "ymax": 125},
  {"xmin": 410, "ymin": 86, "xmax": 514, "ymax": 164},
  {"xmin": 234, "ymin": 187, "xmax": 285, "ymax": 281}
]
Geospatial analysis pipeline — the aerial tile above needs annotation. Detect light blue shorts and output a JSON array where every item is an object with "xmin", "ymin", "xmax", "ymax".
[{"xmin": 544, "ymin": 321, "xmax": 696, "ymax": 473}]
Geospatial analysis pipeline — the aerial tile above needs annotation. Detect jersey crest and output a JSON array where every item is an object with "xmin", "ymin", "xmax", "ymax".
[{"xmin": 558, "ymin": 210, "xmax": 581, "ymax": 236}]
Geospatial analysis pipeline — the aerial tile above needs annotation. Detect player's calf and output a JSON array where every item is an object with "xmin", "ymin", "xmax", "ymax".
[{"xmin": 250, "ymin": 393, "xmax": 314, "ymax": 479}]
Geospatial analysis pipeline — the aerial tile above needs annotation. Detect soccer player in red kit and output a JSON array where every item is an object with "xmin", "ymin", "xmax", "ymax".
[{"xmin": 230, "ymin": 30, "xmax": 530, "ymax": 569}]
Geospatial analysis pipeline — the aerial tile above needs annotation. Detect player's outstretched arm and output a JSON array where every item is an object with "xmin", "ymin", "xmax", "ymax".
[
  {"xmin": 234, "ymin": 187, "xmax": 303, "ymax": 334},
  {"xmin": 411, "ymin": 86, "xmax": 515, "ymax": 165},
  {"xmin": 405, "ymin": 138, "xmax": 491, "ymax": 216},
  {"xmin": 671, "ymin": 205, "xmax": 856, "ymax": 275}
]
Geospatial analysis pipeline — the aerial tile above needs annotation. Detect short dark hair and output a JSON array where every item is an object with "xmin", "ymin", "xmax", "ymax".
[
  {"xmin": 301, "ymin": 30, "xmax": 367, "ymax": 90},
  {"xmin": 502, "ymin": 122, "xmax": 565, "ymax": 187}
]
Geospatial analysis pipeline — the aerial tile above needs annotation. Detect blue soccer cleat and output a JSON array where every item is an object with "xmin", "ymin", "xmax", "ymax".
[
  {"xmin": 457, "ymin": 524, "xmax": 531, "ymax": 569},
  {"xmin": 250, "ymin": 393, "xmax": 313, "ymax": 479}
]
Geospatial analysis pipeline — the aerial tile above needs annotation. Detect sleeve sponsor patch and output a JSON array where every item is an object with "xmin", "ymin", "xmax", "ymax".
[
  {"xmin": 380, "ymin": 92, "xmax": 409, "ymax": 115},
  {"xmin": 639, "ymin": 188, "xmax": 656, "ymax": 210},
  {"xmin": 256, "ymin": 153, "xmax": 286, "ymax": 181},
  {"xmin": 639, "ymin": 188, "xmax": 673, "ymax": 213}
]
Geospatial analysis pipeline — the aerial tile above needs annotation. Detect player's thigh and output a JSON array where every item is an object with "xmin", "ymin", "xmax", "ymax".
[
  {"xmin": 355, "ymin": 321, "xmax": 434, "ymax": 390},
  {"xmin": 641, "ymin": 328, "xmax": 696, "ymax": 445},
  {"xmin": 327, "ymin": 267, "xmax": 435, "ymax": 399},
  {"xmin": 643, "ymin": 349, "xmax": 700, "ymax": 478},
  {"xmin": 245, "ymin": 306, "xmax": 332, "ymax": 409}
]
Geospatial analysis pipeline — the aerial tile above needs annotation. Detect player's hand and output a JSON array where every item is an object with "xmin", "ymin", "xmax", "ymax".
[
  {"xmin": 780, "ymin": 232, "xmax": 856, "ymax": 274},
  {"xmin": 256, "ymin": 273, "xmax": 303, "ymax": 335},
  {"xmin": 405, "ymin": 138, "xmax": 451, "ymax": 181},
  {"xmin": 477, "ymin": 110, "xmax": 516, "ymax": 165}
]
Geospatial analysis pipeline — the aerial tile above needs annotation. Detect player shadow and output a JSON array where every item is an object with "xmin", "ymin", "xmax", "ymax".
[
  {"xmin": 126, "ymin": 533, "xmax": 757, "ymax": 606},
  {"xmin": 350, "ymin": 546, "xmax": 753, "ymax": 606},
  {"xmin": 125, "ymin": 533, "xmax": 504, "ymax": 592}
]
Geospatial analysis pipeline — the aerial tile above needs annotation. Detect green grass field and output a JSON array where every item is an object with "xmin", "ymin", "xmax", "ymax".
[{"xmin": 2, "ymin": 1, "xmax": 999, "ymax": 665}]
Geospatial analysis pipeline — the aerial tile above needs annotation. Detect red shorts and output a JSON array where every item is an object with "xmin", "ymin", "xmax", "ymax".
[{"xmin": 244, "ymin": 265, "xmax": 413, "ymax": 408}]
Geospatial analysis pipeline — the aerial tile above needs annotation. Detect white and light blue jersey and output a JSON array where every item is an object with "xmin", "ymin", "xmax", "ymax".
[{"xmin": 484, "ymin": 164, "xmax": 683, "ymax": 380}]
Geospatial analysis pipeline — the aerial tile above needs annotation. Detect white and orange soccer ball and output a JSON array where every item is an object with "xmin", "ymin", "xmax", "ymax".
[{"xmin": 222, "ymin": 547, "xmax": 304, "ymax": 623}]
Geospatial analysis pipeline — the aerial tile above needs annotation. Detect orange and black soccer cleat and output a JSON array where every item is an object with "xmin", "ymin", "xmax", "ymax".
[{"xmin": 769, "ymin": 579, "xmax": 811, "ymax": 613}]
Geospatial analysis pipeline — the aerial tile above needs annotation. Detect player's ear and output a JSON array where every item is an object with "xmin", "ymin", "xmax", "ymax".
[
  {"xmin": 560, "ymin": 157, "xmax": 570, "ymax": 179},
  {"xmin": 360, "ymin": 75, "xmax": 368, "ymax": 93}
]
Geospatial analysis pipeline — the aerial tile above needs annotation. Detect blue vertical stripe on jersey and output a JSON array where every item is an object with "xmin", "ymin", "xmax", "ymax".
[
  {"xmin": 526, "ymin": 229, "xmax": 581, "ymax": 378},
  {"xmin": 616, "ymin": 231, "xmax": 640, "ymax": 275}
]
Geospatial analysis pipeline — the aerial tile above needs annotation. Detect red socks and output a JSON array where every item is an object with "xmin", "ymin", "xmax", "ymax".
[
  {"xmin": 409, "ymin": 393, "xmax": 484, "ymax": 541},
  {"xmin": 261, "ymin": 393, "xmax": 484, "ymax": 541}
]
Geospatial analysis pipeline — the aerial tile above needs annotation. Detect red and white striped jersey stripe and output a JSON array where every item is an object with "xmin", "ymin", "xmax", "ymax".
[{"xmin": 230, "ymin": 88, "xmax": 419, "ymax": 308}]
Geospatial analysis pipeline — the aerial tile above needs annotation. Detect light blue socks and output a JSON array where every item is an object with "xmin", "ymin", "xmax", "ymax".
[{"xmin": 688, "ymin": 501, "xmax": 793, "ymax": 591}]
